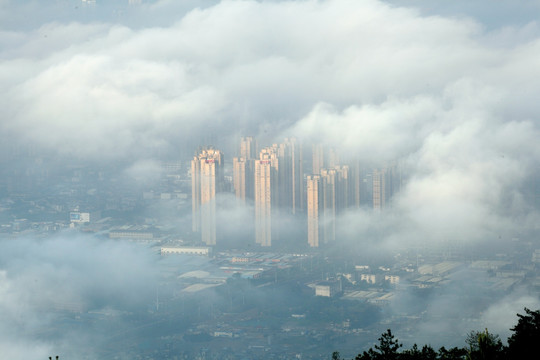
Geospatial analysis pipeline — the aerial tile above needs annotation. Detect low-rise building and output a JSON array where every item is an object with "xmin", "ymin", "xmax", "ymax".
[
  {"xmin": 315, "ymin": 279, "xmax": 342, "ymax": 297},
  {"xmin": 161, "ymin": 246, "xmax": 211, "ymax": 256}
]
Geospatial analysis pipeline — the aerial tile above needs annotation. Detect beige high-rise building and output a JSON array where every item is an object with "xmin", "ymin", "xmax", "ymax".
[
  {"xmin": 307, "ymin": 175, "xmax": 322, "ymax": 247},
  {"xmin": 254, "ymin": 138, "xmax": 303, "ymax": 247},
  {"xmin": 233, "ymin": 157, "xmax": 248, "ymax": 202},
  {"xmin": 334, "ymin": 165, "xmax": 349, "ymax": 210},
  {"xmin": 233, "ymin": 137, "xmax": 257, "ymax": 203},
  {"xmin": 254, "ymin": 148, "xmax": 278, "ymax": 247},
  {"xmin": 307, "ymin": 165, "xmax": 349, "ymax": 247},
  {"xmin": 191, "ymin": 148, "xmax": 223, "ymax": 245},
  {"xmin": 240, "ymin": 136, "xmax": 257, "ymax": 160}
]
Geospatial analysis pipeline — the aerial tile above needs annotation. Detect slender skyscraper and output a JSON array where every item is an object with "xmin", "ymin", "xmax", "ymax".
[
  {"xmin": 307, "ymin": 175, "xmax": 322, "ymax": 247},
  {"xmin": 372, "ymin": 163, "xmax": 401, "ymax": 210},
  {"xmin": 233, "ymin": 137, "xmax": 257, "ymax": 202},
  {"xmin": 275, "ymin": 138, "xmax": 303, "ymax": 214},
  {"xmin": 240, "ymin": 136, "xmax": 257, "ymax": 160},
  {"xmin": 321, "ymin": 168, "xmax": 337, "ymax": 244},
  {"xmin": 191, "ymin": 148, "xmax": 223, "ymax": 245},
  {"xmin": 372, "ymin": 168, "xmax": 386, "ymax": 211},
  {"xmin": 253, "ymin": 138, "xmax": 303, "ymax": 247},
  {"xmin": 254, "ymin": 148, "xmax": 278, "ymax": 246},
  {"xmin": 386, "ymin": 162, "xmax": 402, "ymax": 201},
  {"xmin": 334, "ymin": 165, "xmax": 349, "ymax": 211},
  {"xmin": 285, "ymin": 138, "xmax": 304, "ymax": 214},
  {"xmin": 233, "ymin": 157, "xmax": 248, "ymax": 202},
  {"xmin": 312, "ymin": 144, "xmax": 324, "ymax": 175},
  {"xmin": 307, "ymin": 165, "xmax": 349, "ymax": 247}
]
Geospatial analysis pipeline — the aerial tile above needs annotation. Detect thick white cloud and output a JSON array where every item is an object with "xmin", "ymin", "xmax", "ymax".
[
  {"xmin": 1, "ymin": 0, "xmax": 537, "ymax": 162},
  {"xmin": 0, "ymin": 234, "xmax": 160, "ymax": 358}
]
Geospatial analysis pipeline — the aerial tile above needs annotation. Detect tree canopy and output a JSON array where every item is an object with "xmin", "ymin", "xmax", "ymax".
[{"xmin": 334, "ymin": 308, "xmax": 540, "ymax": 360}]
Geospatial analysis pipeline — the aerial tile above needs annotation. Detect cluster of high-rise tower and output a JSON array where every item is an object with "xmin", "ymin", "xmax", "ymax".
[{"xmin": 191, "ymin": 137, "xmax": 401, "ymax": 248}]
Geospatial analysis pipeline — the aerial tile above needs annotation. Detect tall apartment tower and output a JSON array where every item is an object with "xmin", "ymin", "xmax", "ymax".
[
  {"xmin": 252, "ymin": 138, "xmax": 303, "ymax": 247},
  {"xmin": 349, "ymin": 160, "xmax": 361, "ymax": 208},
  {"xmin": 275, "ymin": 138, "xmax": 303, "ymax": 214},
  {"xmin": 307, "ymin": 175, "xmax": 322, "ymax": 247},
  {"xmin": 312, "ymin": 144, "xmax": 324, "ymax": 175},
  {"xmin": 233, "ymin": 137, "xmax": 257, "ymax": 202},
  {"xmin": 233, "ymin": 157, "xmax": 248, "ymax": 202},
  {"xmin": 240, "ymin": 136, "xmax": 257, "ymax": 160},
  {"xmin": 372, "ymin": 163, "xmax": 402, "ymax": 210},
  {"xmin": 334, "ymin": 165, "xmax": 349, "ymax": 210},
  {"xmin": 286, "ymin": 138, "xmax": 304, "ymax": 214},
  {"xmin": 386, "ymin": 162, "xmax": 402, "ymax": 201},
  {"xmin": 321, "ymin": 168, "xmax": 337, "ymax": 244},
  {"xmin": 191, "ymin": 148, "xmax": 223, "ymax": 245},
  {"xmin": 307, "ymin": 166, "xmax": 349, "ymax": 247},
  {"xmin": 254, "ymin": 148, "xmax": 279, "ymax": 247},
  {"xmin": 372, "ymin": 168, "xmax": 386, "ymax": 211}
]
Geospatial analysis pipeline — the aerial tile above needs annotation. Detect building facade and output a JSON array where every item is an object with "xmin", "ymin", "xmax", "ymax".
[
  {"xmin": 254, "ymin": 148, "xmax": 278, "ymax": 247},
  {"xmin": 191, "ymin": 148, "xmax": 223, "ymax": 245}
]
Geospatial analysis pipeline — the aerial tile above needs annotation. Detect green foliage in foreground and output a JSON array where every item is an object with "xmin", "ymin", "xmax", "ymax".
[{"xmin": 333, "ymin": 308, "xmax": 540, "ymax": 360}]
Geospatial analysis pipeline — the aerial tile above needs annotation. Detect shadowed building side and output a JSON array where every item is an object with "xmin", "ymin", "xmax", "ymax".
[{"xmin": 373, "ymin": 168, "xmax": 386, "ymax": 211}]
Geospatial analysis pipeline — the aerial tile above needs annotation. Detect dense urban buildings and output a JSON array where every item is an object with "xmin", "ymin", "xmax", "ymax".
[{"xmin": 196, "ymin": 138, "xmax": 402, "ymax": 248}]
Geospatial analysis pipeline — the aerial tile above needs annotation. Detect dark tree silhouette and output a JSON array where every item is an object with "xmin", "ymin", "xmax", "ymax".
[
  {"xmin": 507, "ymin": 308, "xmax": 540, "ymax": 360},
  {"xmin": 465, "ymin": 329, "xmax": 504, "ymax": 360},
  {"xmin": 341, "ymin": 309, "xmax": 540, "ymax": 360},
  {"xmin": 438, "ymin": 346, "xmax": 468, "ymax": 360},
  {"xmin": 355, "ymin": 329, "xmax": 402, "ymax": 360},
  {"xmin": 401, "ymin": 344, "xmax": 438, "ymax": 360}
]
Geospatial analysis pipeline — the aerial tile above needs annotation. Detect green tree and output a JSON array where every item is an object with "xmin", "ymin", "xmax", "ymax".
[
  {"xmin": 376, "ymin": 329, "xmax": 402, "ymax": 360},
  {"xmin": 465, "ymin": 329, "xmax": 504, "ymax": 360},
  {"xmin": 438, "ymin": 346, "xmax": 467, "ymax": 360},
  {"xmin": 507, "ymin": 308, "xmax": 540, "ymax": 360},
  {"xmin": 401, "ymin": 344, "xmax": 438, "ymax": 360},
  {"xmin": 355, "ymin": 329, "xmax": 402, "ymax": 360}
]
